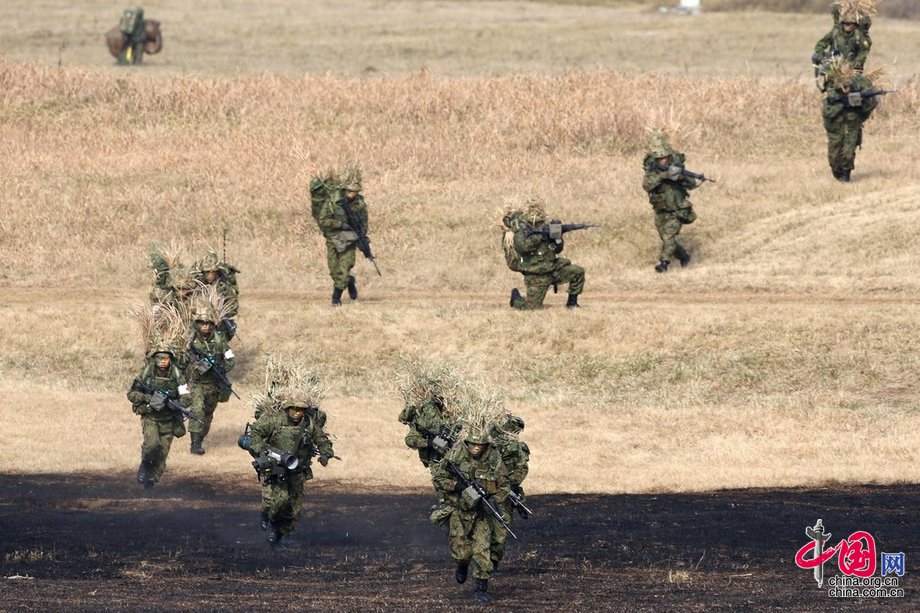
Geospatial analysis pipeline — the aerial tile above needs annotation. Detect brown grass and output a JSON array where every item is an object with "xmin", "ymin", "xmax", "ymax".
[{"xmin": 0, "ymin": 3, "xmax": 919, "ymax": 493}]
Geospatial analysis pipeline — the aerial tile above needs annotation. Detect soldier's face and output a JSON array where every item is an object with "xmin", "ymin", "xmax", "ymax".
[
  {"xmin": 344, "ymin": 190, "xmax": 358, "ymax": 200},
  {"xmin": 842, "ymin": 22, "xmax": 856, "ymax": 34},
  {"xmin": 155, "ymin": 353, "xmax": 171, "ymax": 370},
  {"xmin": 205, "ymin": 270, "xmax": 219, "ymax": 283},
  {"xmin": 287, "ymin": 407, "xmax": 305, "ymax": 424},
  {"xmin": 656, "ymin": 155, "xmax": 672, "ymax": 167},
  {"xmin": 196, "ymin": 321, "xmax": 213, "ymax": 336},
  {"xmin": 466, "ymin": 442, "xmax": 488, "ymax": 459}
]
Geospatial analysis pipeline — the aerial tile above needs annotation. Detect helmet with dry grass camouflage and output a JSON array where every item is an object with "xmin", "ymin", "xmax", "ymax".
[
  {"xmin": 648, "ymin": 130, "xmax": 674, "ymax": 158},
  {"xmin": 523, "ymin": 196, "xmax": 546, "ymax": 225},
  {"xmin": 340, "ymin": 164, "xmax": 363, "ymax": 192}
]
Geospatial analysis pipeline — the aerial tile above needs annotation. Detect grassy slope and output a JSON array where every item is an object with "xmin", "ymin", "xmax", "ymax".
[{"xmin": 1, "ymin": 1, "xmax": 919, "ymax": 492}]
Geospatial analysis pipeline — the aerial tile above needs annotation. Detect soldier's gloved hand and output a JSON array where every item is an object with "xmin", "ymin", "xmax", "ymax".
[
  {"xmin": 811, "ymin": 52, "xmax": 820, "ymax": 65},
  {"xmin": 340, "ymin": 222, "xmax": 352, "ymax": 231},
  {"xmin": 318, "ymin": 455, "xmax": 330, "ymax": 467},
  {"xmin": 453, "ymin": 481, "xmax": 466, "ymax": 495},
  {"xmin": 511, "ymin": 484, "xmax": 524, "ymax": 497},
  {"xmin": 666, "ymin": 165, "xmax": 683, "ymax": 181}
]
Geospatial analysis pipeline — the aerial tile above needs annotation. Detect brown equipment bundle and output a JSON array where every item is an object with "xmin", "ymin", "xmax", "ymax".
[{"xmin": 104, "ymin": 20, "xmax": 162, "ymax": 58}]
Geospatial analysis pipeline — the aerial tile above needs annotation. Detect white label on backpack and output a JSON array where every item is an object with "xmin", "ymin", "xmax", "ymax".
[
  {"xmin": 178, "ymin": 384, "xmax": 190, "ymax": 396},
  {"xmin": 225, "ymin": 349, "xmax": 235, "ymax": 359}
]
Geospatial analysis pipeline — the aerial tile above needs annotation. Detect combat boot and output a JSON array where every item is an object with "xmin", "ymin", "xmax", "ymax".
[
  {"xmin": 259, "ymin": 511, "xmax": 269, "ymax": 531},
  {"xmin": 346, "ymin": 275, "xmax": 358, "ymax": 300},
  {"xmin": 136, "ymin": 461, "xmax": 148, "ymax": 485},
  {"xmin": 455, "ymin": 562, "xmax": 469, "ymax": 584},
  {"xmin": 190, "ymin": 434, "xmax": 205, "ymax": 455},
  {"xmin": 675, "ymin": 246, "xmax": 691, "ymax": 268},
  {"xmin": 144, "ymin": 478, "xmax": 155, "ymax": 490},
  {"xmin": 509, "ymin": 288, "xmax": 523, "ymax": 309},
  {"xmin": 474, "ymin": 578, "xmax": 491, "ymax": 603},
  {"xmin": 842, "ymin": 170, "xmax": 851, "ymax": 183},
  {"xmin": 267, "ymin": 524, "xmax": 283, "ymax": 547},
  {"xmin": 566, "ymin": 294, "xmax": 579, "ymax": 309},
  {"xmin": 654, "ymin": 260, "xmax": 669, "ymax": 273},
  {"xmin": 331, "ymin": 287, "xmax": 343, "ymax": 307}
]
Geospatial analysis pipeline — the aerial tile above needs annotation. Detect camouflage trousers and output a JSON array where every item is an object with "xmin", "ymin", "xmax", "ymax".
[
  {"xmin": 325, "ymin": 239, "xmax": 357, "ymax": 290},
  {"xmin": 188, "ymin": 381, "xmax": 224, "ymax": 437},
  {"xmin": 825, "ymin": 116, "xmax": 862, "ymax": 176},
  {"xmin": 448, "ymin": 509, "xmax": 509, "ymax": 580},
  {"xmin": 140, "ymin": 417, "xmax": 184, "ymax": 483},
  {"xmin": 654, "ymin": 209, "xmax": 693, "ymax": 263},
  {"xmin": 513, "ymin": 261, "xmax": 585, "ymax": 310},
  {"xmin": 263, "ymin": 473, "xmax": 306, "ymax": 535}
]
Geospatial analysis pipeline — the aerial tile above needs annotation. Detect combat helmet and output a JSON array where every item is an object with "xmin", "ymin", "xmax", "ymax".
[
  {"xmin": 505, "ymin": 415, "xmax": 525, "ymax": 433},
  {"xmin": 197, "ymin": 249, "xmax": 220, "ymax": 274},
  {"xmin": 648, "ymin": 130, "xmax": 674, "ymax": 159},
  {"xmin": 339, "ymin": 164, "xmax": 363, "ymax": 192},
  {"xmin": 824, "ymin": 57, "xmax": 858, "ymax": 90},
  {"xmin": 133, "ymin": 303, "xmax": 188, "ymax": 359},
  {"xmin": 523, "ymin": 196, "xmax": 546, "ymax": 226}
]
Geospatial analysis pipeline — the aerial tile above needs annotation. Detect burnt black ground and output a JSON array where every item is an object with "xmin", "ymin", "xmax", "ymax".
[{"xmin": 0, "ymin": 474, "xmax": 916, "ymax": 611}]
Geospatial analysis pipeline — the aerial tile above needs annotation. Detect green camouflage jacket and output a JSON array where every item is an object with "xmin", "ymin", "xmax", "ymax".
[
  {"xmin": 249, "ymin": 409, "xmax": 334, "ymax": 481},
  {"xmin": 814, "ymin": 26, "xmax": 871, "ymax": 70},
  {"xmin": 399, "ymin": 399, "xmax": 459, "ymax": 452},
  {"xmin": 127, "ymin": 360, "xmax": 191, "ymax": 422},
  {"xmin": 642, "ymin": 151, "xmax": 698, "ymax": 213},
  {"xmin": 186, "ymin": 330, "xmax": 234, "ymax": 385},
  {"xmin": 433, "ymin": 443, "xmax": 510, "ymax": 512},
  {"xmin": 822, "ymin": 74, "xmax": 879, "ymax": 125},
  {"xmin": 512, "ymin": 225, "xmax": 566, "ymax": 275},
  {"xmin": 317, "ymin": 190, "xmax": 369, "ymax": 251}
]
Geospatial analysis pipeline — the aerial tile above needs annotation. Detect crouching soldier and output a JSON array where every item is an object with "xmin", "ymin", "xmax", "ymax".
[
  {"xmin": 433, "ymin": 427, "xmax": 511, "ymax": 602},
  {"xmin": 248, "ymin": 389, "xmax": 335, "ymax": 547}
]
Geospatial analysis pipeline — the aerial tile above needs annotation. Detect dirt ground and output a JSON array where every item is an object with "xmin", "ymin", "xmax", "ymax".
[{"xmin": 0, "ymin": 475, "xmax": 915, "ymax": 611}]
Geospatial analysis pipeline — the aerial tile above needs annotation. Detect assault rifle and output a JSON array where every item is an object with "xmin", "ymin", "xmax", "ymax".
[
  {"xmin": 131, "ymin": 378, "xmax": 202, "ymax": 424},
  {"xmin": 188, "ymin": 343, "xmax": 240, "ymax": 399},
  {"xmin": 525, "ymin": 221, "xmax": 600, "ymax": 244},
  {"xmin": 339, "ymin": 198, "xmax": 382, "ymax": 276},
  {"xmin": 415, "ymin": 424, "xmax": 456, "ymax": 457},
  {"xmin": 829, "ymin": 88, "xmax": 897, "ymax": 107},
  {"xmin": 445, "ymin": 460, "xmax": 517, "ymax": 539},
  {"xmin": 662, "ymin": 164, "xmax": 715, "ymax": 184},
  {"xmin": 508, "ymin": 489, "xmax": 533, "ymax": 519}
]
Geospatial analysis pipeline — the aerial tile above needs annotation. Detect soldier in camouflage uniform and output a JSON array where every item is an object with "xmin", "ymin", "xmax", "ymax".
[
  {"xmin": 127, "ymin": 304, "xmax": 191, "ymax": 488},
  {"xmin": 186, "ymin": 306, "xmax": 235, "ymax": 455},
  {"xmin": 489, "ymin": 415, "xmax": 530, "ymax": 571},
  {"xmin": 509, "ymin": 197, "xmax": 585, "ymax": 310},
  {"xmin": 642, "ymin": 131, "xmax": 699, "ymax": 273},
  {"xmin": 432, "ymin": 423, "xmax": 511, "ymax": 602},
  {"xmin": 316, "ymin": 165, "xmax": 369, "ymax": 306},
  {"xmin": 813, "ymin": 3, "xmax": 873, "ymax": 74},
  {"xmin": 398, "ymin": 368, "xmax": 461, "ymax": 469},
  {"xmin": 822, "ymin": 59, "xmax": 879, "ymax": 182},
  {"xmin": 195, "ymin": 249, "xmax": 240, "ymax": 340},
  {"xmin": 116, "ymin": 7, "xmax": 147, "ymax": 66},
  {"xmin": 248, "ymin": 389, "xmax": 335, "ymax": 547}
]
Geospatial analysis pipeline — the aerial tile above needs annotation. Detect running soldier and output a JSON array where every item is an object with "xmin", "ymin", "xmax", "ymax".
[
  {"xmin": 127, "ymin": 304, "xmax": 191, "ymax": 488},
  {"xmin": 248, "ymin": 384, "xmax": 335, "ymax": 547},
  {"xmin": 432, "ymin": 396, "xmax": 512, "ymax": 603},
  {"xmin": 185, "ymin": 299, "xmax": 235, "ymax": 455},
  {"xmin": 489, "ymin": 415, "xmax": 530, "ymax": 572},
  {"xmin": 642, "ymin": 131, "xmax": 700, "ymax": 273},
  {"xmin": 821, "ymin": 59, "xmax": 882, "ymax": 182}
]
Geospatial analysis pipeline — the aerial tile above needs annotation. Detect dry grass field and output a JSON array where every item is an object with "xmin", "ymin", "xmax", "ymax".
[{"xmin": 1, "ymin": 1, "xmax": 919, "ymax": 498}]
